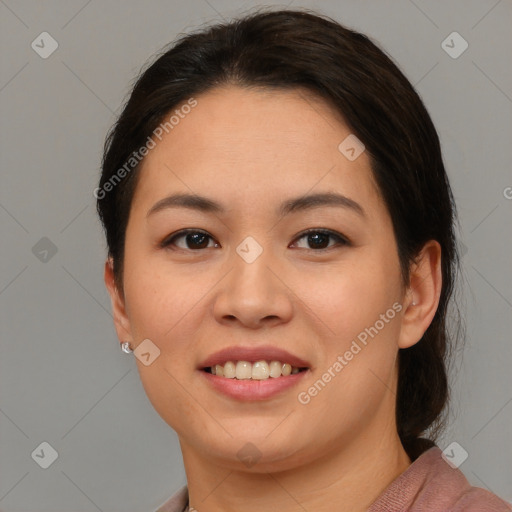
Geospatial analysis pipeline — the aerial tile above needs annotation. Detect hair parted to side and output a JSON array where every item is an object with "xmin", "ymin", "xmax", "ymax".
[{"xmin": 97, "ymin": 8, "xmax": 462, "ymax": 461}]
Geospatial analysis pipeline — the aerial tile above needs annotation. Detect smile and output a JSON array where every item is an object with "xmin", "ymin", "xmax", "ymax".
[{"xmin": 204, "ymin": 360, "xmax": 308, "ymax": 380}]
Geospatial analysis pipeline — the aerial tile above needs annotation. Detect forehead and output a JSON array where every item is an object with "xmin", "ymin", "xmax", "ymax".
[{"xmin": 132, "ymin": 85, "xmax": 381, "ymax": 214}]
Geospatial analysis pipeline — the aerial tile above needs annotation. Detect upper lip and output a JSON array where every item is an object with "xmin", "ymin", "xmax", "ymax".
[{"xmin": 199, "ymin": 345, "xmax": 310, "ymax": 369}]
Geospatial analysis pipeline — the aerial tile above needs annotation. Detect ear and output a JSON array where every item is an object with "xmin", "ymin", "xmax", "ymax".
[
  {"xmin": 104, "ymin": 258, "xmax": 133, "ymax": 343},
  {"xmin": 398, "ymin": 240, "xmax": 442, "ymax": 349}
]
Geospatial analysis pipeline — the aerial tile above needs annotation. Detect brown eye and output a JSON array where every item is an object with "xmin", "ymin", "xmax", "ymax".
[
  {"xmin": 161, "ymin": 230, "xmax": 218, "ymax": 250},
  {"xmin": 292, "ymin": 229, "xmax": 349, "ymax": 250}
]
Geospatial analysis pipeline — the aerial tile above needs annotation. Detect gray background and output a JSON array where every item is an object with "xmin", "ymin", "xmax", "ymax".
[{"xmin": 0, "ymin": 0, "xmax": 511, "ymax": 510}]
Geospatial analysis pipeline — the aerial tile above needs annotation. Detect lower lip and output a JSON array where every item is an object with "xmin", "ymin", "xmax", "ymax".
[{"xmin": 199, "ymin": 369, "xmax": 309, "ymax": 401}]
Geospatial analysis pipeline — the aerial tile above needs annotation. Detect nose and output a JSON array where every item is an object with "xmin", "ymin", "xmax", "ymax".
[{"xmin": 212, "ymin": 243, "xmax": 294, "ymax": 329}]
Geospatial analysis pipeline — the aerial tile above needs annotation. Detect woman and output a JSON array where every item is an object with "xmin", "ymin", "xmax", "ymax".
[{"xmin": 96, "ymin": 9, "xmax": 511, "ymax": 512}]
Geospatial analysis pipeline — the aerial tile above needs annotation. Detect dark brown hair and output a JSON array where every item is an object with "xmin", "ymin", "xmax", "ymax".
[{"xmin": 97, "ymin": 8, "xmax": 461, "ymax": 461}]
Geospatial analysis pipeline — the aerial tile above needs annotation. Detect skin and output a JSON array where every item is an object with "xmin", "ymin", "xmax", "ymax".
[{"xmin": 105, "ymin": 85, "xmax": 442, "ymax": 512}]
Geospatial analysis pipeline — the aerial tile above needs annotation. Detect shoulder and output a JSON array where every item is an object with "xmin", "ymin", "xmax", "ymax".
[
  {"xmin": 154, "ymin": 484, "xmax": 189, "ymax": 512},
  {"xmin": 450, "ymin": 486, "xmax": 512, "ymax": 511},
  {"xmin": 368, "ymin": 446, "xmax": 512, "ymax": 511}
]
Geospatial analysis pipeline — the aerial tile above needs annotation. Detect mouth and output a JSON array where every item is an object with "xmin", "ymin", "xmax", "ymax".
[
  {"xmin": 198, "ymin": 345, "xmax": 311, "ymax": 400},
  {"xmin": 199, "ymin": 345, "xmax": 311, "ymax": 377},
  {"xmin": 202, "ymin": 361, "xmax": 308, "ymax": 380}
]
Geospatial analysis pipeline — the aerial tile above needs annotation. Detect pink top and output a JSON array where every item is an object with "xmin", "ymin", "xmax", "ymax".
[{"xmin": 154, "ymin": 446, "xmax": 511, "ymax": 512}]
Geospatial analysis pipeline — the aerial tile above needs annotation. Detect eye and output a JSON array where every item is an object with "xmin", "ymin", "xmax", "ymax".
[
  {"xmin": 160, "ymin": 229, "xmax": 219, "ymax": 250},
  {"xmin": 160, "ymin": 228, "xmax": 349, "ymax": 252},
  {"xmin": 291, "ymin": 229, "xmax": 349, "ymax": 251}
]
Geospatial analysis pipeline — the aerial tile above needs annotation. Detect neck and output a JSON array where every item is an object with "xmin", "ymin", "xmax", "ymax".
[{"xmin": 179, "ymin": 416, "xmax": 411, "ymax": 512}]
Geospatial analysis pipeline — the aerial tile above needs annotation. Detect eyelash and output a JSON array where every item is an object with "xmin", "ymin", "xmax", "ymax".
[{"xmin": 160, "ymin": 228, "xmax": 350, "ymax": 252}]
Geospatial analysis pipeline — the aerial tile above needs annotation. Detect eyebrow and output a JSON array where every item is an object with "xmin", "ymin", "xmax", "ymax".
[{"xmin": 147, "ymin": 191, "xmax": 365, "ymax": 218}]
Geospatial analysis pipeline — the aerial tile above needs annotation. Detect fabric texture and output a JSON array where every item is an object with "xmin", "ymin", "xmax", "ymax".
[
  {"xmin": 155, "ymin": 484, "xmax": 188, "ymax": 512},
  {"xmin": 367, "ymin": 446, "xmax": 511, "ymax": 511},
  {"xmin": 154, "ymin": 446, "xmax": 511, "ymax": 511}
]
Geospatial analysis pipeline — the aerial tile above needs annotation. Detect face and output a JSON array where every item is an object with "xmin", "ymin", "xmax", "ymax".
[{"xmin": 110, "ymin": 86, "xmax": 411, "ymax": 472}]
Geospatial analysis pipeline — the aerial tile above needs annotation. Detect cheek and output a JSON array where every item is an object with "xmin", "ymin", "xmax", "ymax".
[
  {"xmin": 123, "ymin": 246, "xmax": 205, "ymax": 345},
  {"xmin": 294, "ymin": 299, "xmax": 401, "ymax": 447},
  {"xmin": 295, "ymin": 256, "xmax": 401, "ymax": 344},
  {"xmin": 123, "ymin": 265, "xmax": 207, "ymax": 431},
  {"xmin": 291, "ymin": 251, "xmax": 402, "ymax": 409}
]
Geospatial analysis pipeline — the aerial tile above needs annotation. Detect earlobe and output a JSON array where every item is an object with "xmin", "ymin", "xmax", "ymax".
[
  {"xmin": 397, "ymin": 241, "xmax": 442, "ymax": 349},
  {"xmin": 104, "ymin": 259, "xmax": 133, "ymax": 343}
]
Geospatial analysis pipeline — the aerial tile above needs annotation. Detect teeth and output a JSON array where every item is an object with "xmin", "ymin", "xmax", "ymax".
[
  {"xmin": 236, "ymin": 361, "xmax": 252, "ymax": 380},
  {"xmin": 251, "ymin": 361, "xmax": 269, "ymax": 380},
  {"xmin": 209, "ymin": 360, "xmax": 304, "ymax": 380},
  {"xmin": 223, "ymin": 361, "xmax": 236, "ymax": 378},
  {"xmin": 269, "ymin": 360, "xmax": 282, "ymax": 378},
  {"xmin": 281, "ymin": 363, "xmax": 292, "ymax": 376}
]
